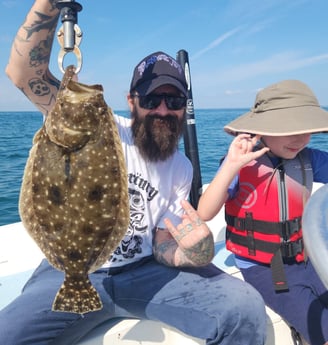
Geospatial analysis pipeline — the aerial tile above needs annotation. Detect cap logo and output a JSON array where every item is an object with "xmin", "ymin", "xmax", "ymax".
[{"xmin": 137, "ymin": 53, "xmax": 183, "ymax": 77}]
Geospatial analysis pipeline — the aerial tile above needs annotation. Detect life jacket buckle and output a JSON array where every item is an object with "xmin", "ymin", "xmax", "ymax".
[
  {"xmin": 281, "ymin": 238, "xmax": 303, "ymax": 258},
  {"xmin": 281, "ymin": 217, "xmax": 302, "ymax": 239}
]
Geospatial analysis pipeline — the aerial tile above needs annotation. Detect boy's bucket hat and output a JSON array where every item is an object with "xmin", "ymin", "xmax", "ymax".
[{"xmin": 224, "ymin": 80, "xmax": 328, "ymax": 136}]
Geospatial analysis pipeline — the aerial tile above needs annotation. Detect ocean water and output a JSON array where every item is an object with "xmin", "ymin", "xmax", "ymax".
[{"xmin": 1, "ymin": 109, "xmax": 328, "ymax": 226}]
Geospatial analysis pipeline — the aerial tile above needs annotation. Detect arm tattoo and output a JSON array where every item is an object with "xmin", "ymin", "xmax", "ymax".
[
  {"xmin": 27, "ymin": 70, "xmax": 59, "ymax": 116},
  {"xmin": 184, "ymin": 233, "xmax": 214, "ymax": 266},
  {"xmin": 153, "ymin": 239, "xmax": 177, "ymax": 266},
  {"xmin": 153, "ymin": 234, "xmax": 214, "ymax": 267},
  {"xmin": 24, "ymin": 13, "xmax": 58, "ymax": 69},
  {"xmin": 24, "ymin": 12, "xmax": 59, "ymax": 40},
  {"xmin": 44, "ymin": 69, "xmax": 60, "ymax": 89},
  {"xmin": 27, "ymin": 70, "xmax": 59, "ymax": 112},
  {"xmin": 29, "ymin": 35, "xmax": 55, "ymax": 68},
  {"xmin": 49, "ymin": 0, "xmax": 58, "ymax": 11}
]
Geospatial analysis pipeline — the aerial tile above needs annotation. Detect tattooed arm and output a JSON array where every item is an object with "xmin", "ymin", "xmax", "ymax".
[
  {"xmin": 6, "ymin": 0, "xmax": 60, "ymax": 116},
  {"xmin": 153, "ymin": 200, "xmax": 214, "ymax": 267}
]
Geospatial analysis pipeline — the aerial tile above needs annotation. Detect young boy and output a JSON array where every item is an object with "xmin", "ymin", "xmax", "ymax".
[{"xmin": 198, "ymin": 79, "xmax": 328, "ymax": 345}]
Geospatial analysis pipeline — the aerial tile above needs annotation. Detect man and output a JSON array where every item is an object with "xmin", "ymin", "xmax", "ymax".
[{"xmin": 0, "ymin": 1, "xmax": 266, "ymax": 344}]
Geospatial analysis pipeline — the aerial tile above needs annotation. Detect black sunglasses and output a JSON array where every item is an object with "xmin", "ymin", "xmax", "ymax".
[{"xmin": 134, "ymin": 93, "xmax": 187, "ymax": 110}]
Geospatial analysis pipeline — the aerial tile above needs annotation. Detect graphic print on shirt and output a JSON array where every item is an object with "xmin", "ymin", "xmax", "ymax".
[
  {"xmin": 108, "ymin": 169, "xmax": 160, "ymax": 265},
  {"xmin": 111, "ymin": 188, "xmax": 147, "ymax": 261}
]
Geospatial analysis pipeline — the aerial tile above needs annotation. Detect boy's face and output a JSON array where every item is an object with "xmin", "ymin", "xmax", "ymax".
[{"xmin": 262, "ymin": 134, "xmax": 311, "ymax": 159}]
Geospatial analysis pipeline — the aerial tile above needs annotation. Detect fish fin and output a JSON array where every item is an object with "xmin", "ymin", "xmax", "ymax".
[{"xmin": 52, "ymin": 276, "xmax": 103, "ymax": 314}]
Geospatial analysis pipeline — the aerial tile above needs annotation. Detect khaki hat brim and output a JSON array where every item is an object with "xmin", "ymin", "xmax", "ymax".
[{"xmin": 224, "ymin": 105, "xmax": 328, "ymax": 136}]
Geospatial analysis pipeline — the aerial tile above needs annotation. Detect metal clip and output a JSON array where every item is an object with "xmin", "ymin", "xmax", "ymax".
[{"xmin": 57, "ymin": 24, "xmax": 83, "ymax": 74}]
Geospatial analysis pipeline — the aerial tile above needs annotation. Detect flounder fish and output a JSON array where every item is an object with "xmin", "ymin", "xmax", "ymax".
[{"xmin": 19, "ymin": 65, "xmax": 129, "ymax": 314}]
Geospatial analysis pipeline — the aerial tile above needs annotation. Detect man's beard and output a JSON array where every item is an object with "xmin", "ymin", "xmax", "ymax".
[{"xmin": 131, "ymin": 109, "xmax": 185, "ymax": 162}]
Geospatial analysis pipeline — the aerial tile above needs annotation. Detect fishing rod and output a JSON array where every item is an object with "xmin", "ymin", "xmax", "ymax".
[{"xmin": 176, "ymin": 50, "xmax": 202, "ymax": 209}]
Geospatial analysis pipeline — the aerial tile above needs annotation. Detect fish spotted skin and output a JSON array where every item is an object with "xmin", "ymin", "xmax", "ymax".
[{"xmin": 19, "ymin": 66, "xmax": 129, "ymax": 314}]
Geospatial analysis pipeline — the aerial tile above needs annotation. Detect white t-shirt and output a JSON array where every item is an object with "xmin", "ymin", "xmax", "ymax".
[{"xmin": 105, "ymin": 114, "xmax": 193, "ymax": 268}]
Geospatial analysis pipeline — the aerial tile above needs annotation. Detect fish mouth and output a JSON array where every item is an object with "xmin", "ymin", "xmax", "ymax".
[
  {"xmin": 47, "ymin": 124, "xmax": 91, "ymax": 149},
  {"xmin": 62, "ymin": 126, "xmax": 88, "ymax": 137}
]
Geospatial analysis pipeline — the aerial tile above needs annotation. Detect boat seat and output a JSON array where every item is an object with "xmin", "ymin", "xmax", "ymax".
[{"xmin": 78, "ymin": 318, "xmax": 205, "ymax": 345}]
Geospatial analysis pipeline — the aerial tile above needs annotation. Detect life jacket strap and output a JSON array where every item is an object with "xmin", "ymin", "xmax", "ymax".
[
  {"xmin": 226, "ymin": 231, "xmax": 304, "ymax": 259},
  {"xmin": 225, "ymin": 214, "xmax": 302, "ymax": 237},
  {"xmin": 271, "ymin": 250, "xmax": 289, "ymax": 291},
  {"xmin": 245, "ymin": 212, "xmax": 256, "ymax": 256}
]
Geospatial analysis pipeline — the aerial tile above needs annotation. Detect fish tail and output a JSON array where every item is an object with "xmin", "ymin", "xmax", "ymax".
[{"xmin": 52, "ymin": 276, "xmax": 103, "ymax": 314}]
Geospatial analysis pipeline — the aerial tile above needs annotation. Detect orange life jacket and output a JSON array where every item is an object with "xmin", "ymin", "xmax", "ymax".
[{"xmin": 225, "ymin": 150, "xmax": 313, "ymax": 290}]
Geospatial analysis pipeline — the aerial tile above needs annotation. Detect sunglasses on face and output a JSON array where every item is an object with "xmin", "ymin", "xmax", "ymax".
[{"xmin": 134, "ymin": 93, "xmax": 187, "ymax": 110}]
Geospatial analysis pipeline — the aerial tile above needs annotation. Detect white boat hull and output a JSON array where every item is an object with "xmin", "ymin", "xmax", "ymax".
[{"xmin": 2, "ymin": 183, "xmax": 321, "ymax": 344}]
